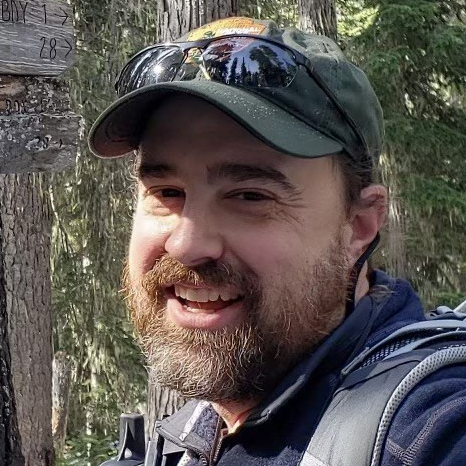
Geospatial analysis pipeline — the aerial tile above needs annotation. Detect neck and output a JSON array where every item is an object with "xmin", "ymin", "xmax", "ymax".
[{"xmin": 212, "ymin": 399, "xmax": 259, "ymax": 434}]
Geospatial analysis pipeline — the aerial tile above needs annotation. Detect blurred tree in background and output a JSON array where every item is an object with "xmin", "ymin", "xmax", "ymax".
[
  {"xmin": 48, "ymin": 0, "xmax": 466, "ymax": 463},
  {"xmin": 338, "ymin": 0, "xmax": 466, "ymax": 306},
  {"xmin": 50, "ymin": 0, "xmax": 157, "ymax": 462}
]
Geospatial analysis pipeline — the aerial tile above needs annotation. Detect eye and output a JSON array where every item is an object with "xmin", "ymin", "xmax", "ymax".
[
  {"xmin": 142, "ymin": 187, "xmax": 185, "ymax": 215},
  {"xmin": 159, "ymin": 188, "xmax": 184, "ymax": 198},
  {"xmin": 229, "ymin": 191, "xmax": 273, "ymax": 201},
  {"xmin": 144, "ymin": 186, "xmax": 185, "ymax": 199}
]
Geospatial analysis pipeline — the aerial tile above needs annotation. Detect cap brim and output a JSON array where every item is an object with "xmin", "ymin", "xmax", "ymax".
[{"xmin": 89, "ymin": 81, "xmax": 342, "ymax": 159}]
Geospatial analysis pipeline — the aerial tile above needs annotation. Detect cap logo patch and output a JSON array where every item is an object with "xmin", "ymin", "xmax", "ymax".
[{"xmin": 186, "ymin": 17, "xmax": 266, "ymax": 42}]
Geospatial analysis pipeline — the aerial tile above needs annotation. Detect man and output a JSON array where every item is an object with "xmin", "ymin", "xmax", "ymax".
[{"xmin": 89, "ymin": 17, "xmax": 466, "ymax": 466}]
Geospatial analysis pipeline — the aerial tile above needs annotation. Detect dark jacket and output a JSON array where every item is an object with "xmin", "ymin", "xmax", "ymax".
[{"xmin": 155, "ymin": 271, "xmax": 466, "ymax": 466}]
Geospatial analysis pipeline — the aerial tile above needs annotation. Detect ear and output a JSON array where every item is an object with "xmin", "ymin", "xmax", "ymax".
[{"xmin": 347, "ymin": 185, "xmax": 387, "ymax": 266}]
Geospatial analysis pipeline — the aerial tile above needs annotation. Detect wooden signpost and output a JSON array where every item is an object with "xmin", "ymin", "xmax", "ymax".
[
  {"xmin": 0, "ymin": 0, "xmax": 75, "ymax": 76},
  {"xmin": 0, "ymin": 1, "xmax": 79, "ymax": 464},
  {"xmin": 0, "ymin": 0, "xmax": 79, "ymax": 174},
  {"xmin": 0, "ymin": 75, "xmax": 79, "ymax": 172}
]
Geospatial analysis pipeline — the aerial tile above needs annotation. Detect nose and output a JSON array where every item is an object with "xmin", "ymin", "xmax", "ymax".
[{"xmin": 164, "ymin": 213, "xmax": 224, "ymax": 267}]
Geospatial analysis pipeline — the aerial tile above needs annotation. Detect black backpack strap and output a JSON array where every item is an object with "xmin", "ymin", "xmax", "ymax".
[
  {"xmin": 143, "ymin": 436, "xmax": 185, "ymax": 466},
  {"xmin": 300, "ymin": 317, "xmax": 466, "ymax": 466},
  {"xmin": 101, "ymin": 414, "xmax": 145, "ymax": 466}
]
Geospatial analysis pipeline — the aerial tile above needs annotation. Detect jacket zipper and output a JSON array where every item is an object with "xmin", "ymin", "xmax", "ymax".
[
  {"xmin": 211, "ymin": 436, "xmax": 224, "ymax": 465},
  {"xmin": 210, "ymin": 418, "xmax": 224, "ymax": 465}
]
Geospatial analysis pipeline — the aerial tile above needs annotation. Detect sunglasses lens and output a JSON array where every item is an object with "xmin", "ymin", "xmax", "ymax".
[
  {"xmin": 117, "ymin": 47, "xmax": 185, "ymax": 96},
  {"xmin": 116, "ymin": 38, "xmax": 299, "ymax": 96},
  {"xmin": 202, "ymin": 38, "xmax": 297, "ymax": 88}
]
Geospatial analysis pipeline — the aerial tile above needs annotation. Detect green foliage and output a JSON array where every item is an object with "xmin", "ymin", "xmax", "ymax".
[
  {"xmin": 338, "ymin": 0, "xmax": 466, "ymax": 307},
  {"xmin": 56, "ymin": 435, "xmax": 117, "ymax": 466}
]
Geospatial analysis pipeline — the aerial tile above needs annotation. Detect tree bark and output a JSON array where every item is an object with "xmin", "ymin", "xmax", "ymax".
[
  {"xmin": 147, "ymin": 0, "xmax": 240, "ymax": 439},
  {"xmin": 52, "ymin": 351, "xmax": 72, "ymax": 457},
  {"xmin": 383, "ymin": 146, "xmax": 407, "ymax": 278},
  {"xmin": 0, "ymin": 76, "xmax": 80, "ymax": 174},
  {"xmin": 156, "ymin": 0, "xmax": 239, "ymax": 42},
  {"xmin": 0, "ymin": 173, "xmax": 54, "ymax": 466},
  {"xmin": 0, "ymin": 213, "xmax": 24, "ymax": 466},
  {"xmin": 297, "ymin": 0, "xmax": 338, "ymax": 41}
]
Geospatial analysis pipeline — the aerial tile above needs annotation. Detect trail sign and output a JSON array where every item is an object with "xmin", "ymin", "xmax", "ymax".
[
  {"xmin": 0, "ymin": 0, "xmax": 78, "ymax": 173},
  {"xmin": 0, "ymin": 75, "xmax": 79, "ymax": 173},
  {"xmin": 0, "ymin": 0, "xmax": 76, "ymax": 76}
]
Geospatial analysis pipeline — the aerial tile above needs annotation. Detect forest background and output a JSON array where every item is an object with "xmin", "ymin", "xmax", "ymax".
[{"xmin": 1, "ymin": 0, "xmax": 465, "ymax": 465}]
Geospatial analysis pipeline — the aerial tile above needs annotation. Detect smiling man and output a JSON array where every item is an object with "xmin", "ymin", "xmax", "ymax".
[
  {"xmin": 127, "ymin": 94, "xmax": 370, "ymax": 409},
  {"xmin": 90, "ymin": 17, "xmax": 466, "ymax": 466}
]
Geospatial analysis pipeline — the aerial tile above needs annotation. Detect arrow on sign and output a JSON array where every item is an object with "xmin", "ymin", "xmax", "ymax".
[
  {"xmin": 55, "ymin": 7, "xmax": 69, "ymax": 25},
  {"xmin": 63, "ymin": 39, "xmax": 73, "ymax": 58}
]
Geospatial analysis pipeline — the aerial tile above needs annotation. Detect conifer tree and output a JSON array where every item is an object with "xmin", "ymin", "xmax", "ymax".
[{"xmin": 340, "ymin": 0, "xmax": 466, "ymax": 306}]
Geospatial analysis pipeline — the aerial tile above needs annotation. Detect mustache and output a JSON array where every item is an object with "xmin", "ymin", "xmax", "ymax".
[{"xmin": 137, "ymin": 255, "xmax": 259, "ymax": 299}]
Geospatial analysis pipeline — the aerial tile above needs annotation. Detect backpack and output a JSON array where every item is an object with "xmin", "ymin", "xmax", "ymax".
[
  {"xmin": 301, "ymin": 300, "xmax": 466, "ymax": 466},
  {"xmin": 102, "ymin": 300, "xmax": 466, "ymax": 466}
]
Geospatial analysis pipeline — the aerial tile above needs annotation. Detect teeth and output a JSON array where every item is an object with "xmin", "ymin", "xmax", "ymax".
[
  {"xmin": 187, "ymin": 288, "xmax": 209, "ymax": 302},
  {"xmin": 208, "ymin": 290, "xmax": 221, "ymax": 301},
  {"xmin": 174, "ymin": 285, "xmax": 186, "ymax": 299},
  {"xmin": 197, "ymin": 289, "xmax": 210, "ymax": 302},
  {"xmin": 185, "ymin": 289, "xmax": 198, "ymax": 301},
  {"xmin": 174, "ymin": 285, "xmax": 240, "ymax": 303},
  {"xmin": 220, "ymin": 290, "xmax": 230, "ymax": 301}
]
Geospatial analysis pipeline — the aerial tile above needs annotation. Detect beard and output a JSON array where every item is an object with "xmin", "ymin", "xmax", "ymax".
[{"xmin": 124, "ymin": 228, "xmax": 351, "ymax": 403}]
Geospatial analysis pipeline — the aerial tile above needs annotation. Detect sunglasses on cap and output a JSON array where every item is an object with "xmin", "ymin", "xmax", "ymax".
[{"xmin": 115, "ymin": 34, "xmax": 365, "ymax": 152}]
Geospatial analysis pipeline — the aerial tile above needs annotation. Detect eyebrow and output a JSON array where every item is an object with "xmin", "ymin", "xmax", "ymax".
[
  {"xmin": 137, "ymin": 160, "xmax": 301, "ymax": 196},
  {"xmin": 137, "ymin": 162, "xmax": 176, "ymax": 179},
  {"xmin": 207, "ymin": 163, "xmax": 300, "ymax": 196}
]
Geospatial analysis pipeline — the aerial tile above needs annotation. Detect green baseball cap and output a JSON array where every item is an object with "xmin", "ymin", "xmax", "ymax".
[{"xmin": 89, "ymin": 17, "xmax": 384, "ymax": 165}]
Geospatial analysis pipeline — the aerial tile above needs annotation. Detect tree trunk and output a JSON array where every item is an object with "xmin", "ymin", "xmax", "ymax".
[
  {"xmin": 147, "ymin": 0, "xmax": 240, "ymax": 439},
  {"xmin": 297, "ymin": 0, "xmax": 337, "ymax": 41},
  {"xmin": 52, "ymin": 351, "xmax": 72, "ymax": 457},
  {"xmin": 382, "ymin": 146, "xmax": 407, "ymax": 278},
  {"xmin": 0, "ymin": 214, "xmax": 24, "ymax": 466},
  {"xmin": 156, "ymin": 0, "xmax": 239, "ymax": 42},
  {"xmin": 0, "ymin": 173, "xmax": 54, "ymax": 466}
]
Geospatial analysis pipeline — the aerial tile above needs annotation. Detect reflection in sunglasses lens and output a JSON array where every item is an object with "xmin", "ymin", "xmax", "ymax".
[
  {"xmin": 202, "ymin": 39, "xmax": 297, "ymax": 88},
  {"xmin": 118, "ymin": 47, "xmax": 184, "ymax": 96}
]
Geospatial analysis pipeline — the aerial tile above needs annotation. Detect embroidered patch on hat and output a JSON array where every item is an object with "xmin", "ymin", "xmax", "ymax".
[{"xmin": 186, "ymin": 17, "xmax": 267, "ymax": 41}]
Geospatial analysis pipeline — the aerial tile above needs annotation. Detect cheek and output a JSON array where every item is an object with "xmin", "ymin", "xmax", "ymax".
[
  {"xmin": 226, "ymin": 209, "xmax": 345, "ymax": 282},
  {"xmin": 224, "ymin": 223, "xmax": 307, "ymax": 280},
  {"xmin": 299, "ymin": 197, "xmax": 347, "ymax": 256},
  {"xmin": 128, "ymin": 210, "xmax": 175, "ymax": 279}
]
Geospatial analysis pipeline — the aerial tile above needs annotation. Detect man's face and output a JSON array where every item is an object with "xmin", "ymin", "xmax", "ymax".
[{"xmin": 126, "ymin": 95, "xmax": 354, "ymax": 402}]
